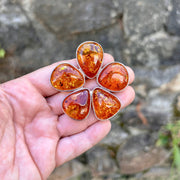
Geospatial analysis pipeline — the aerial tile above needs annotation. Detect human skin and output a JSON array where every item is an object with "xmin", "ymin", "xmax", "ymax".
[{"xmin": 0, "ymin": 53, "xmax": 135, "ymax": 180}]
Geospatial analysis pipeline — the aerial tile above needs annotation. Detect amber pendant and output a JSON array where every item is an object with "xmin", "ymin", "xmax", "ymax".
[
  {"xmin": 97, "ymin": 62, "xmax": 129, "ymax": 92},
  {"xmin": 62, "ymin": 88, "xmax": 91, "ymax": 120},
  {"xmin": 76, "ymin": 41, "xmax": 103, "ymax": 79},
  {"xmin": 50, "ymin": 63, "xmax": 85, "ymax": 91},
  {"xmin": 50, "ymin": 42, "xmax": 129, "ymax": 121},
  {"xmin": 92, "ymin": 87, "xmax": 121, "ymax": 120}
]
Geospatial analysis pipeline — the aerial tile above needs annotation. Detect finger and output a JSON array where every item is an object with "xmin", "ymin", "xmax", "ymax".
[
  {"xmin": 126, "ymin": 66, "xmax": 135, "ymax": 85},
  {"xmin": 24, "ymin": 59, "xmax": 76, "ymax": 97},
  {"xmin": 114, "ymin": 86, "xmax": 135, "ymax": 109},
  {"xmin": 101, "ymin": 53, "xmax": 114, "ymax": 67},
  {"xmin": 47, "ymin": 83, "xmax": 134, "ymax": 117},
  {"xmin": 46, "ymin": 91, "xmax": 69, "ymax": 115},
  {"xmin": 56, "ymin": 120, "xmax": 111, "ymax": 166},
  {"xmin": 57, "ymin": 111, "xmax": 97, "ymax": 137},
  {"xmin": 84, "ymin": 66, "xmax": 135, "ymax": 90},
  {"xmin": 47, "ymin": 64, "xmax": 135, "ymax": 115},
  {"xmin": 46, "ymin": 79, "xmax": 98, "ymax": 116},
  {"xmin": 56, "ymin": 86, "xmax": 135, "ymax": 137},
  {"xmin": 25, "ymin": 53, "xmax": 114, "ymax": 97}
]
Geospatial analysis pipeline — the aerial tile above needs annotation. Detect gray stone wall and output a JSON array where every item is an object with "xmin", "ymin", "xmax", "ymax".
[{"xmin": 0, "ymin": 0, "xmax": 180, "ymax": 179}]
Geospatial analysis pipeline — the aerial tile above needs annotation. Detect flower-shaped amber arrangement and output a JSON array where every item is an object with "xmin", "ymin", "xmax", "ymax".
[{"xmin": 50, "ymin": 41, "xmax": 129, "ymax": 121}]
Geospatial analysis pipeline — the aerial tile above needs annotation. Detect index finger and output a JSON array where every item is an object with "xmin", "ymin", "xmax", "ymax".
[{"xmin": 24, "ymin": 53, "xmax": 115, "ymax": 97}]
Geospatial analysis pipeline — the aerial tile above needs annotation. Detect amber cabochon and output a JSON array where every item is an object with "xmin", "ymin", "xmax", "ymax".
[
  {"xmin": 76, "ymin": 41, "xmax": 103, "ymax": 79},
  {"xmin": 97, "ymin": 62, "xmax": 129, "ymax": 92},
  {"xmin": 50, "ymin": 63, "xmax": 85, "ymax": 91},
  {"xmin": 92, "ymin": 87, "xmax": 121, "ymax": 120},
  {"xmin": 62, "ymin": 88, "xmax": 91, "ymax": 120}
]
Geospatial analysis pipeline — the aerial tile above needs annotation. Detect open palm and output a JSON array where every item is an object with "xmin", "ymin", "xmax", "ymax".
[{"xmin": 0, "ymin": 54, "xmax": 135, "ymax": 180}]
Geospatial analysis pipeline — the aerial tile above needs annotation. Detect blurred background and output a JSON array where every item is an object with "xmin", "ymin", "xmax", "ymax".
[{"xmin": 0, "ymin": 0, "xmax": 180, "ymax": 179}]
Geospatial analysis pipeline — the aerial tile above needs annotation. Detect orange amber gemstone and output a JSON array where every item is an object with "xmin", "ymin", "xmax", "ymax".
[
  {"xmin": 50, "ymin": 63, "xmax": 84, "ymax": 91},
  {"xmin": 98, "ymin": 62, "xmax": 129, "ymax": 91},
  {"xmin": 76, "ymin": 41, "xmax": 103, "ymax": 79},
  {"xmin": 62, "ymin": 89, "xmax": 90, "ymax": 120},
  {"xmin": 92, "ymin": 88, "xmax": 121, "ymax": 120}
]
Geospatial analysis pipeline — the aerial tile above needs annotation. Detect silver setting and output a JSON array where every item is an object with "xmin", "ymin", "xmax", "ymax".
[
  {"xmin": 96, "ymin": 61, "xmax": 130, "ymax": 93},
  {"xmin": 50, "ymin": 62, "xmax": 85, "ymax": 92},
  {"xmin": 50, "ymin": 42, "xmax": 129, "ymax": 121},
  {"xmin": 76, "ymin": 41, "xmax": 104, "ymax": 79},
  {"xmin": 61, "ymin": 88, "xmax": 91, "ymax": 121},
  {"xmin": 91, "ymin": 87, "xmax": 121, "ymax": 121}
]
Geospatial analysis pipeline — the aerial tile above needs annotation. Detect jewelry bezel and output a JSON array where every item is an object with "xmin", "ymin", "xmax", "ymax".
[
  {"xmin": 76, "ymin": 41, "xmax": 104, "ymax": 80},
  {"xmin": 50, "ymin": 62, "xmax": 85, "ymax": 92},
  {"xmin": 91, "ymin": 87, "xmax": 121, "ymax": 121},
  {"xmin": 61, "ymin": 88, "xmax": 91, "ymax": 121},
  {"xmin": 96, "ymin": 61, "xmax": 130, "ymax": 93}
]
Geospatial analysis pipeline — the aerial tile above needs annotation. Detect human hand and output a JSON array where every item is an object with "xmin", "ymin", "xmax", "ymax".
[{"xmin": 0, "ymin": 53, "xmax": 135, "ymax": 180}]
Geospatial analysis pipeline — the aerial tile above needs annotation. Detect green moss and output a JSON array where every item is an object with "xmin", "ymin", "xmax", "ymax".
[
  {"xmin": 0, "ymin": 48, "xmax": 5, "ymax": 58},
  {"xmin": 157, "ymin": 120, "xmax": 180, "ymax": 170}
]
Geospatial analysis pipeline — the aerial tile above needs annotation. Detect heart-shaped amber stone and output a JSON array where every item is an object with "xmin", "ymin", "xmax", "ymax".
[
  {"xmin": 76, "ymin": 41, "xmax": 103, "ymax": 79},
  {"xmin": 92, "ymin": 87, "xmax": 121, "ymax": 120},
  {"xmin": 50, "ymin": 63, "xmax": 85, "ymax": 91},
  {"xmin": 62, "ymin": 89, "xmax": 91, "ymax": 120},
  {"xmin": 98, "ymin": 62, "xmax": 129, "ymax": 91}
]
